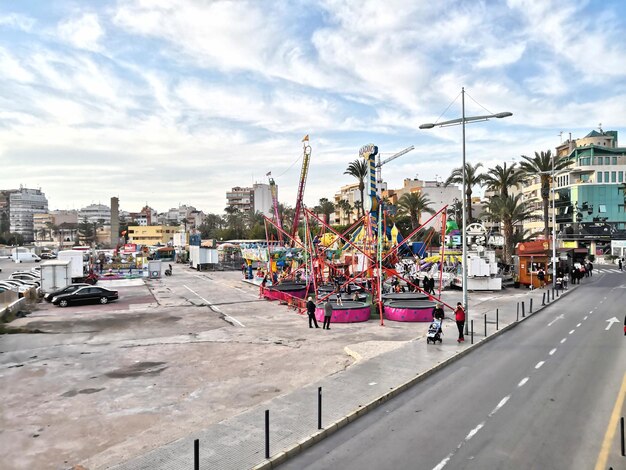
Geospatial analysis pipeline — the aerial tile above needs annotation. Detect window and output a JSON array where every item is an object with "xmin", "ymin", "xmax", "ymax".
[
  {"xmin": 605, "ymin": 171, "xmax": 610, "ymax": 182},
  {"xmin": 598, "ymin": 172, "xmax": 603, "ymax": 183},
  {"xmin": 620, "ymin": 172, "xmax": 624, "ymax": 183},
  {"xmin": 613, "ymin": 157, "xmax": 618, "ymax": 165},
  {"xmin": 612, "ymin": 171, "xmax": 617, "ymax": 183},
  {"xmin": 599, "ymin": 205, "xmax": 607, "ymax": 213}
]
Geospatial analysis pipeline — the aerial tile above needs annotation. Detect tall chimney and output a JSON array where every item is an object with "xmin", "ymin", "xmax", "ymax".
[{"xmin": 110, "ymin": 197, "xmax": 119, "ymax": 248}]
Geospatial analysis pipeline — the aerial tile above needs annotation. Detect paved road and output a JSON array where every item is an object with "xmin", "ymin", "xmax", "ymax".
[{"xmin": 282, "ymin": 270, "xmax": 626, "ymax": 470}]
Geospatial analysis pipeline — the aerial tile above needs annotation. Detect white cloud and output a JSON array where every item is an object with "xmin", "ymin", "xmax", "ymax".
[
  {"xmin": 57, "ymin": 13, "xmax": 104, "ymax": 52},
  {"xmin": 477, "ymin": 43, "xmax": 527, "ymax": 68},
  {"xmin": 0, "ymin": 12, "xmax": 35, "ymax": 31}
]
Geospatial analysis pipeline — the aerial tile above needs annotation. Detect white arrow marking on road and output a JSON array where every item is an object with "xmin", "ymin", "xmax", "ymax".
[
  {"xmin": 605, "ymin": 317, "xmax": 620, "ymax": 331},
  {"xmin": 548, "ymin": 314, "xmax": 564, "ymax": 326}
]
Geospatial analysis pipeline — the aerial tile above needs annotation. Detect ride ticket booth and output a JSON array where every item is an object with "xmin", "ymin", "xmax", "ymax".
[{"xmin": 516, "ymin": 240, "xmax": 551, "ymax": 289}]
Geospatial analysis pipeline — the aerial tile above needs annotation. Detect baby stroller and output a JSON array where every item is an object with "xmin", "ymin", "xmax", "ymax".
[
  {"xmin": 426, "ymin": 319, "xmax": 443, "ymax": 344},
  {"xmin": 555, "ymin": 277, "xmax": 563, "ymax": 290}
]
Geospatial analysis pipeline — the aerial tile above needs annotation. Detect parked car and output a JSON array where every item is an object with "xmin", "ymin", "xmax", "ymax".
[
  {"xmin": 0, "ymin": 280, "xmax": 32, "ymax": 294},
  {"xmin": 44, "ymin": 283, "xmax": 90, "ymax": 302},
  {"xmin": 40, "ymin": 253, "xmax": 57, "ymax": 259},
  {"xmin": 9, "ymin": 273, "xmax": 41, "ymax": 286},
  {"xmin": 52, "ymin": 286, "xmax": 118, "ymax": 307}
]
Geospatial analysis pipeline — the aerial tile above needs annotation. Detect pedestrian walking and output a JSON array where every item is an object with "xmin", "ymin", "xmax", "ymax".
[
  {"xmin": 624, "ymin": 314, "xmax": 626, "ymax": 336},
  {"xmin": 323, "ymin": 301, "xmax": 333, "ymax": 330},
  {"xmin": 537, "ymin": 268, "xmax": 545, "ymax": 288},
  {"xmin": 422, "ymin": 275, "xmax": 429, "ymax": 293},
  {"xmin": 433, "ymin": 303, "xmax": 445, "ymax": 321},
  {"xmin": 587, "ymin": 261, "xmax": 593, "ymax": 277},
  {"xmin": 428, "ymin": 277, "xmax": 436, "ymax": 295},
  {"xmin": 619, "ymin": 259, "xmax": 623, "ymax": 271},
  {"xmin": 259, "ymin": 275, "xmax": 268, "ymax": 298},
  {"xmin": 306, "ymin": 296, "xmax": 319, "ymax": 328},
  {"xmin": 454, "ymin": 302, "xmax": 466, "ymax": 343},
  {"xmin": 336, "ymin": 289, "xmax": 343, "ymax": 306}
]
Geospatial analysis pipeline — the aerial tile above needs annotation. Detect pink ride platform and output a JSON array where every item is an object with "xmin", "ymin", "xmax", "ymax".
[
  {"xmin": 383, "ymin": 300, "xmax": 436, "ymax": 322},
  {"xmin": 314, "ymin": 301, "xmax": 370, "ymax": 323}
]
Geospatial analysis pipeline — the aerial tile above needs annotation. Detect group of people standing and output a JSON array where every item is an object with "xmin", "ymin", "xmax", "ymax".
[{"xmin": 306, "ymin": 296, "xmax": 332, "ymax": 329}]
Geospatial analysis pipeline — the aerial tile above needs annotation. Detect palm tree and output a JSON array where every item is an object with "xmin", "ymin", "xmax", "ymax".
[
  {"xmin": 344, "ymin": 159, "xmax": 368, "ymax": 218},
  {"xmin": 337, "ymin": 199, "xmax": 353, "ymax": 224},
  {"xmin": 447, "ymin": 199, "xmax": 463, "ymax": 225},
  {"xmin": 483, "ymin": 162, "xmax": 523, "ymax": 197},
  {"xmin": 317, "ymin": 198, "xmax": 335, "ymax": 225},
  {"xmin": 397, "ymin": 192, "xmax": 434, "ymax": 230},
  {"xmin": 483, "ymin": 194, "xmax": 533, "ymax": 264},
  {"xmin": 444, "ymin": 162, "xmax": 486, "ymax": 223},
  {"xmin": 519, "ymin": 150, "xmax": 572, "ymax": 239}
]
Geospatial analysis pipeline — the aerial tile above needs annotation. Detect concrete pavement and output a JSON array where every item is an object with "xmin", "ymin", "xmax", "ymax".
[{"xmin": 111, "ymin": 273, "xmax": 591, "ymax": 470}]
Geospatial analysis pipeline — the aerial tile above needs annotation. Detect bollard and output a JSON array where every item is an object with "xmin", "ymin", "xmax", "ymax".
[
  {"xmin": 194, "ymin": 439, "xmax": 199, "ymax": 470},
  {"xmin": 517, "ymin": 302, "xmax": 519, "ymax": 321},
  {"xmin": 556, "ymin": 288, "xmax": 559, "ymax": 298},
  {"xmin": 484, "ymin": 313, "xmax": 487, "ymax": 337},
  {"xmin": 318, "ymin": 387, "xmax": 322, "ymax": 430},
  {"xmin": 552, "ymin": 288, "xmax": 555, "ymax": 301},
  {"xmin": 471, "ymin": 320, "xmax": 474, "ymax": 344},
  {"xmin": 265, "ymin": 409, "xmax": 270, "ymax": 459},
  {"xmin": 530, "ymin": 298, "xmax": 533, "ymax": 313},
  {"xmin": 619, "ymin": 416, "xmax": 626, "ymax": 457},
  {"xmin": 496, "ymin": 309, "xmax": 499, "ymax": 330},
  {"xmin": 542, "ymin": 292, "xmax": 546, "ymax": 306},
  {"xmin": 522, "ymin": 301, "xmax": 525, "ymax": 318}
]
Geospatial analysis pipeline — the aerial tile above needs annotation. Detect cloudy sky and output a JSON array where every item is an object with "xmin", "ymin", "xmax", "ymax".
[{"xmin": 1, "ymin": 0, "xmax": 625, "ymax": 215}]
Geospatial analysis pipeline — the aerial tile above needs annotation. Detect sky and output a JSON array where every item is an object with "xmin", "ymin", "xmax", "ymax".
[{"xmin": 1, "ymin": 0, "xmax": 626, "ymax": 215}]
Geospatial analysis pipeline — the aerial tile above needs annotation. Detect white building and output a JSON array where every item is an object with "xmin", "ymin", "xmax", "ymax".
[
  {"xmin": 9, "ymin": 187, "xmax": 49, "ymax": 242},
  {"xmin": 226, "ymin": 183, "xmax": 273, "ymax": 216},
  {"xmin": 79, "ymin": 203, "xmax": 111, "ymax": 225}
]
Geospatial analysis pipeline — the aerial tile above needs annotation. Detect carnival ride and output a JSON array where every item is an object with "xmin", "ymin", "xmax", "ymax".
[{"xmin": 255, "ymin": 138, "xmax": 453, "ymax": 325}]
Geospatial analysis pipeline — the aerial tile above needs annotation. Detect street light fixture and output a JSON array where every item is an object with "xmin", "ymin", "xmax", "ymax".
[{"xmin": 419, "ymin": 87, "xmax": 512, "ymax": 334}]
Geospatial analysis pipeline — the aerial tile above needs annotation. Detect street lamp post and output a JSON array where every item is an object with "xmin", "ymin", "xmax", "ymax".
[{"xmin": 420, "ymin": 87, "xmax": 512, "ymax": 333}]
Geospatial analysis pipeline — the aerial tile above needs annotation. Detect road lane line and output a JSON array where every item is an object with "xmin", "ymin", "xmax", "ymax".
[
  {"xmin": 561, "ymin": 338, "xmax": 567, "ymax": 343},
  {"xmin": 489, "ymin": 396, "xmax": 510, "ymax": 416},
  {"xmin": 584, "ymin": 316, "xmax": 588, "ymax": 320},
  {"xmin": 569, "ymin": 330, "xmax": 575, "ymax": 335},
  {"xmin": 518, "ymin": 377, "xmax": 529, "ymax": 387},
  {"xmin": 594, "ymin": 372, "xmax": 626, "ymax": 470},
  {"xmin": 183, "ymin": 285, "xmax": 245, "ymax": 327},
  {"xmin": 576, "ymin": 323, "xmax": 581, "ymax": 327},
  {"xmin": 465, "ymin": 422, "xmax": 485, "ymax": 441},
  {"xmin": 549, "ymin": 348, "xmax": 557, "ymax": 356},
  {"xmin": 432, "ymin": 453, "xmax": 453, "ymax": 470},
  {"xmin": 535, "ymin": 361, "xmax": 545, "ymax": 369}
]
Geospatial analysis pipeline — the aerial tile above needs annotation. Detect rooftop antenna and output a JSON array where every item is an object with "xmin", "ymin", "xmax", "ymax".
[
  {"xmin": 558, "ymin": 131, "xmax": 563, "ymax": 143},
  {"xmin": 598, "ymin": 122, "xmax": 603, "ymax": 134}
]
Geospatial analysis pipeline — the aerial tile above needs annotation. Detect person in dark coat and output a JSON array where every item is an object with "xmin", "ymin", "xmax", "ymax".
[
  {"xmin": 422, "ymin": 275, "xmax": 429, "ymax": 293},
  {"xmin": 306, "ymin": 296, "xmax": 319, "ymax": 328},
  {"xmin": 433, "ymin": 303, "xmax": 445, "ymax": 321},
  {"xmin": 428, "ymin": 277, "xmax": 436, "ymax": 295},
  {"xmin": 323, "ymin": 301, "xmax": 333, "ymax": 330},
  {"xmin": 619, "ymin": 259, "xmax": 623, "ymax": 271}
]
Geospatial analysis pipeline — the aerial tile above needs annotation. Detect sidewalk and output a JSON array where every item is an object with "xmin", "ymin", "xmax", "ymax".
[{"xmin": 111, "ymin": 283, "xmax": 577, "ymax": 470}]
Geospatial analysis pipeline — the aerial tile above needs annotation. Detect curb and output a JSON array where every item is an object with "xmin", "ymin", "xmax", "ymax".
[{"xmin": 252, "ymin": 284, "xmax": 579, "ymax": 470}]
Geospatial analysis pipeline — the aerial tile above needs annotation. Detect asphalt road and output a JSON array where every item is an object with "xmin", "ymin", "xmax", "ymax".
[{"xmin": 282, "ymin": 271, "xmax": 626, "ymax": 470}]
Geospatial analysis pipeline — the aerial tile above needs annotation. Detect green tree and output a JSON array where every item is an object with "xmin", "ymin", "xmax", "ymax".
[
  {"xmin": 444, "ymin": 162, "xmax": 486, "ymax": 223},
  {"xmin": 483, "ymin": 194, "xmax": 533, "ymax": 264},
  {"xmin": 337, "ymin": 199, "xmax": 353, "ymax": 224},
  {"xmin": 317, "ymin": 198, "xmax": 335, "ymax": 225},
  {"xmin": 519, "ymin": 150, "xmax": 571, "ymax": 239},
  {"xmin": 397, "ymin": 192, "xmax": 434, "ymax": 231},
  {"xmin": 483, "ymin": 162, "xmax": 523, "ymax": 197},
  {"xmin": 78, "ymin": 217, "xmax": 94, "ymax": 245},
  {"xmin": 344, "ymin": 159, "xmax": 368, "ymax": 218}
]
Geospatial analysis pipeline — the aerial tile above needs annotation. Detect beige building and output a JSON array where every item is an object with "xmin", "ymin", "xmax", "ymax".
[
  {"xmin": 333, "ymin": 182, "xmax": 361, "ymax": 225},
  {"xmin": 127, "ymin": 225, "xmax": 178, "ymax": 246}
]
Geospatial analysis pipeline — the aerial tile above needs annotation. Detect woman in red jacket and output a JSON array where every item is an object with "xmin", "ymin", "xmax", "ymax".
[{"xmin": 455, "ymin": 302, "xmax": 466, "ymax": 343}]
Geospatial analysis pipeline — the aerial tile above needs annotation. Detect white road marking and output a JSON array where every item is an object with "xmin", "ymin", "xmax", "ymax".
[
  {"xmin": 606, "ymin": 317, "xmax": 620, "ymax": 330},
  {"xmin": 432, "ymin": 453, "xmax": 453, "ymax": 470},
  {"xmin": 518, "ymin": 377, "xmax": 529, "ymax": 387},
  {"xmin": 561, "ymin": 338, "xmax": 567, "ymax": 344},
  {"xmin": 489, "ymin": 396, "xmax": 510, "ymax": 416},
  {"xmin": 549, "ymin": 348, "xmax": 557, "ymax": 356},
  {"xmin": 183, "ymin": 285, "xmax": 245, "ymax": 327},
  {"xmin": 465, "ymin": 422, "xmax": 485, "ymax": 441},
  {"xmin": 535, "ymin": 361, "xmax": 545, "ymax": 369},
  {"xmin": 576, "ymin": 323, "xmax": 581, "ymax": 327},
  {"xmin": 548, "ymin": 314, "xmax": 564, "ymax": 326},
  {"xmin": 584, "ymin": 316, "xmax": 588, "ymax": 320},
  {"xmin": 368, "ymin": 382, "xmax": 377, "ymax": 386},
  {"xmin": 589, "ymin": 310, "xmax": 594, "ymax": 314},
  {"xmin": 569, "ymin": 330, "xmax": 575, "ymax": 335}
]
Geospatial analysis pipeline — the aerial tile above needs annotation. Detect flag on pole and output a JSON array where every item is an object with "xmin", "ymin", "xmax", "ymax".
[{"xmin": 302, "ymin": 134, "xmax": 309, "ymax": 142}]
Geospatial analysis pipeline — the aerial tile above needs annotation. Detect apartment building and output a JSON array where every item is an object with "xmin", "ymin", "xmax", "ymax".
[
  {"xmin": 78, "ymin": 203, "xmax": 111, "ymax": 225},
  {"xmin": 9, "ymin": 187, "xmax": 48, "ymax": 242},
  {"xmin": 226, "ymin": 183, "xmax": 272, "ymax": 216},
  {"xmin": 127, "ymin": 225, "xmax": 178, "ymax": 246}
]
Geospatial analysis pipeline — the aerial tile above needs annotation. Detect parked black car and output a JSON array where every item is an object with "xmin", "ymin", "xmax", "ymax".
[
  {"xmin": 44, "ymin": 283, "xmax": 90, "ymax": 302},
  {"xmin": 52, "ymin": 286, "xmax": 118, "ymax": 307}
]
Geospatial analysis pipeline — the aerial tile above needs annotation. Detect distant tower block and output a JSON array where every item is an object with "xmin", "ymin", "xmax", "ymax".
[{"xmin": 110, "ymin": 197, "xmax": 120, "ymax": 248}]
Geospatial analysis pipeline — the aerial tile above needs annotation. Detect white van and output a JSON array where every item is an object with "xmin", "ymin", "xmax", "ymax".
[{"xmin": 10, "ymin": 252, "xmax": 41, "ymax": 263}]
